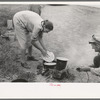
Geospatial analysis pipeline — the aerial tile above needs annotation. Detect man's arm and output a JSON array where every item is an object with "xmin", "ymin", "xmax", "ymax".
[
  {"xmin": 31, "ymin": 28, "xmax": 48, "ymax": 57},
  {"xmin": 31, "ymin": 40, "xmax": 44, "ymax": 52},
  {"xmin": 31, "ymin": 40, "xmax": 48, "ymax": 57},
  {"xmin": 31, "ymin": 27, "xmax": 40, "ymax": 40},
  {"xmin": 38, "ymin": 35, "xmax": 47, "ymax": 51},
  {"xmin": 76, "ymin": 67, "xmax": 100, "ymax": 76}
]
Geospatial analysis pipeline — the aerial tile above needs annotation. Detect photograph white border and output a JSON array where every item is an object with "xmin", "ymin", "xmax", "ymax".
[{"xmin": 0, "ymin": 1, "xmax": 100, "ymax": 99}]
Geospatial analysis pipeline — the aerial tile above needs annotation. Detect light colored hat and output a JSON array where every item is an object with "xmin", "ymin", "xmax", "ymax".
[{"xmin": 89, "ymin": 35, "xmax": 100, "ymax": 44}]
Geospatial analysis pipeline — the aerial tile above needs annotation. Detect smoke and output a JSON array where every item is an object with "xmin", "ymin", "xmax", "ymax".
[{"xmin": 42, "ymin": 5, "xmax": 100, "ymax": 68}]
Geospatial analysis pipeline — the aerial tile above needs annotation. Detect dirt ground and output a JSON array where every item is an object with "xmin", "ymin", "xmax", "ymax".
[{"xmin": 4, "ymin": 5, "xmax": 100, "ymax": 82}]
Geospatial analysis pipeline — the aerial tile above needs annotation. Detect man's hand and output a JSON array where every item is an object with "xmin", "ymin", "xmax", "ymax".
[
  {"xmin": 76, "ymin": 67, "xmax": 90, "ymax": 72},
  {"xmin": 42, "ymin": 50, "xmax": 49, "ymax": 57}
]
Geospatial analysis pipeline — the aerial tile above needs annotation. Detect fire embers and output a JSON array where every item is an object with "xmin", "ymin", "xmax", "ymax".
[
  {"xmin": 52, "ymin": 57, "xmax": 69, "ymax": 80},
  {"xmin": 39, "ymin": 66, "xmax": 68, "ymax": 80},
  {"xmin": 37, "ymin": 60, "xmax": 75, "ymax": 81},
  {"xmin": 37, "ymin": 57, "xmax": 69, "ymax": 80},
  {"xmin": 53, "ymin": 69, "xmax": 68, "ymax": 80}
]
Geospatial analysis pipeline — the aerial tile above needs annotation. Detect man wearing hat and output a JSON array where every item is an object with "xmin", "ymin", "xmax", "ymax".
[
  {"xmin": 89, "ymin": 35, "xmax": 100, "ymax": 68},
  {"xmin": 77, "ymin": 35, "xmax": 100, "ymax": 76}
]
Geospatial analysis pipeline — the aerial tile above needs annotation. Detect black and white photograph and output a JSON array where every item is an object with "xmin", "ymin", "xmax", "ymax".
[
  {"xmin": 1, "ymin": 2, "xmax": 100, "ymax": 83},
  {"xmin": 1, "ymin": 1, "xmax": 100, "ymax": 99}
]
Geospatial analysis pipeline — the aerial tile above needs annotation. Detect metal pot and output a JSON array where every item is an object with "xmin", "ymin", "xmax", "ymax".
[
  {"xmin": 56, "ymin": 57, "xmax": 68, "ymax": 71},
  {"xmin": 44, "ymin": 62, "xmax": 56, "ymax": 69}
]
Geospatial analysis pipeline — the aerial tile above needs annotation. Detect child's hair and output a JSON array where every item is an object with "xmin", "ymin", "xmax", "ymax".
[{"xmin": 44, "ymin": 20, "xmax": 53, "ymax": 31}]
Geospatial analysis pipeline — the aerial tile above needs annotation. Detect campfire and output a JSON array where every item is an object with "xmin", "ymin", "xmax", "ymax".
[{"xmin": 37, "ymin": 57, "xmax": 70, "ymax": 80}]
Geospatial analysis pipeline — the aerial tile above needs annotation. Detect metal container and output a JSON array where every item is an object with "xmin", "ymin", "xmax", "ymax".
[
  {"xmin": 44, "ymin": 62, "xmax": 56, "ymax": 69},
  {"xmin": 56, "ymin": 57, "xmax": 68, "ymax": 71}
]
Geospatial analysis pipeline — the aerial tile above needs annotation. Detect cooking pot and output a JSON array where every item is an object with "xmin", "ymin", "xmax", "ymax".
[
  {"xmin": 56, "ymin": 57, "xmax": 68, "ymax": 71},
  {"xmin": 44, "ymin": 62, "xmax": 56, "ymax": 69}
]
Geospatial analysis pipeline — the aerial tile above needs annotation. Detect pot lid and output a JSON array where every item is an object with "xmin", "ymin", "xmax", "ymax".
[{"xmin": 56, "ymin": 57, "xmax": 68, "ymax": 61}]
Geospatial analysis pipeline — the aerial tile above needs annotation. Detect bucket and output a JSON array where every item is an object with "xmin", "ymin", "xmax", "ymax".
[
  {"xmin": 56, "ymin": 57, "xmax": 68, "ymax": 71},
  {"xmin": 44, "ymin": 62, "xmax": 56, "ymax": 69}
]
